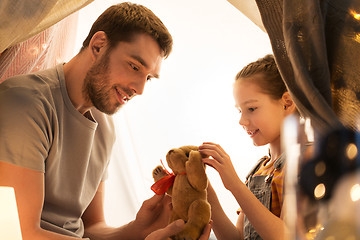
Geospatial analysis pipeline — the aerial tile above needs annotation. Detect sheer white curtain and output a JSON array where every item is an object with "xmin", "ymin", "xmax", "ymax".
[{"xmin": 74, "ymin": 0, "xmax": 272, "ymax": 227}]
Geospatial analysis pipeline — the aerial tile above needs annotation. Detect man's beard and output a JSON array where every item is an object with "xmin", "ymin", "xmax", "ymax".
[{"xmin": 82, "ymin": 52, "xmax": 121, "ymax": 115}]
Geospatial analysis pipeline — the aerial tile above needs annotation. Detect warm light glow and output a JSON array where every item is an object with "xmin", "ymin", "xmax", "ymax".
[
  {"xmin": 314, "ymin": 183, "xmax": 326, "ymax": 199},
  {"xmin": 315, "ymin": 161, "xmax": 326, "ymax": 177},
  {"xmin": 350, "ymin": 183, "xmax": 360, "ymax": 202},
  {"xmin": 305, "ymin": 224, "xmax": 324, "ymax": 240},
  {"xmin": 324, "ymin": 236, "xmax": 335, "ymax": 240},
  {"xmin": 350, "ymin": 10, "xmax": 360, "ymax": 20},
  {"xmin": 354, "ymin": 33, "xmax": 360, "ymax": 44},
  {"xmin": 346, "ymin": 143, "xmax": 358, "ymax": 160},
  {"xmin": 0, "ymin": 187, "xmax": 22, "ymax": 240}
]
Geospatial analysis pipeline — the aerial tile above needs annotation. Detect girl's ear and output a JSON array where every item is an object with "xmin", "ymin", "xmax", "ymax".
[
  {"xmin": 88, "ymin": 31, "xmax": 108, "ymax": 60},
  {"xmin": 282, "ymin": 92, "xmax": 296, "ymax": 114}
]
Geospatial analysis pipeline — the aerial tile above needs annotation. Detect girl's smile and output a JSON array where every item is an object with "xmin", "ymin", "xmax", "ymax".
[{"xmin": 246, "ymin": 129, "xmax": 259, "ymax": 137}]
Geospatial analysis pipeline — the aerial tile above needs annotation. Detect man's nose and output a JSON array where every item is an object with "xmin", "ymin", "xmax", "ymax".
[{"xmin": 129, "ymin": 77, "xmax": 147, "ymax": 96}]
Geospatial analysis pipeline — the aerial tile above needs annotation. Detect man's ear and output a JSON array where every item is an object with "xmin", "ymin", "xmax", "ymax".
[
  {"xmin": 282, "ymin": 91, "xmax": 297, "ymax": 114},
  {"xmin": 88, "ymin": 31, "xmax": 108, "ymax": 60}
]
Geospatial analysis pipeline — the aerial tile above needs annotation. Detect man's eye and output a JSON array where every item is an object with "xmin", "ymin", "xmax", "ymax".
[{"xmin": 130, "ymin": 63, "xmax": 139, "ymax": 71}]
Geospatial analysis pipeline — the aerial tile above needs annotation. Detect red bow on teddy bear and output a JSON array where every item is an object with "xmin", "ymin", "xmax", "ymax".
[{"xmin": 151, "ymin": 160, "xmax": 186, "ymax": 195}]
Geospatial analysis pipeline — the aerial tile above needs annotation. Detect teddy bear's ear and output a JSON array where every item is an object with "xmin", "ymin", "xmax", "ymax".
[{"xmin": 179, "ymin": 145, "xmax": 199, "ymax": 157}]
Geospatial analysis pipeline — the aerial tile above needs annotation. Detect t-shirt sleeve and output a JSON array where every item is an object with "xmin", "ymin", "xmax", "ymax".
[{"xmin": 0, "ymin": 87, "xmax": 51, "ymax": 172}]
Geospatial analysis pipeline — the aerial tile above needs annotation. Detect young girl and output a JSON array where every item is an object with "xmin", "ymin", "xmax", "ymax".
[{"xmin": 199, "ymin": 54, "xmax": 297, "ymax": 240}]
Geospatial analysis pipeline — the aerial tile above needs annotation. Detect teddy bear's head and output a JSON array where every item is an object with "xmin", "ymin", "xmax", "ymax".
[{"xmin": 166, "ymin": 145, "xmax": 199, "ymax": 174}]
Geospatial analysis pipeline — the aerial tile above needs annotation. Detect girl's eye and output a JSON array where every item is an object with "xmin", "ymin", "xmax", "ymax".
[{"xmin": 248, "ymin": 107, "xmax": 257, "ymax": 112}]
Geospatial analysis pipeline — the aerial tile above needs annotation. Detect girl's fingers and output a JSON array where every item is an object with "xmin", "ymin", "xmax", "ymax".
[
  {"xmin": 199, "ymin": 149, "xmax": 224, "ymax": 163},
  {"xmin": 200, "ymin": 142, "xmax": 228, "ymax": 157},
  {"xmin": 202, "ymin": 158, "xmax": 221, "ymax": 171}
]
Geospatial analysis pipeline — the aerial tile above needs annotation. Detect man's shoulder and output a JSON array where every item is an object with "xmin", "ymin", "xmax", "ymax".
[
  {"xmin": 0, "ymin": 65, "xmax": 65, "ymax": 120},
  {"xmin": 0, "ymin": 65, "xmax": 62, "ymax": 102},
  {"xmin": 1, "ymin": 65, "xmax": 61, "ymax": 89}
]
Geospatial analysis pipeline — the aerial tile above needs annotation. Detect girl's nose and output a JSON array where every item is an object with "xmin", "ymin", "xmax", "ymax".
[{"xmin": 239, "ymin": 114, "xmax": 249, "ymax": 126}]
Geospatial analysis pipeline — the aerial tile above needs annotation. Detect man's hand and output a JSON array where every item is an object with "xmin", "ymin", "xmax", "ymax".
[
  {"xmin": 199, "ymin": 220, "xmax": 213, "ymax": 240},
  {"xmin": 133, "ymin": 194, "xmax": 172, "ymax": 239},
  {"xmin": 145, "ymin": 219, "xmax": 213, "ymax": 240},
  {"xmin": 145, "ymin": 219, "xmax": 184, "ymax": 240}
]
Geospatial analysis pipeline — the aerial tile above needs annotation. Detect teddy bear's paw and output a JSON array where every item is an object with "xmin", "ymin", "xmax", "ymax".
[{"xmin": 152, "ymin": 165, "xmax": 168, "ymax": 181}]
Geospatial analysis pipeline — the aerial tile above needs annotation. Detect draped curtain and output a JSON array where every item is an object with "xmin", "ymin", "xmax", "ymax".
[
  {"xmin": 229, "ymin": 0, "xmax": 360, "ymax": 134},
  {"xmin": 0, "ymin": 0, "xmax": 93, "ymax": 54},
  {"xmin": 257, "ymin": 0, "xmax": 359, "ymax": 134},
  {"xmin": 0, "ymin": 0, "xmax": 94, "ymax": 82}
]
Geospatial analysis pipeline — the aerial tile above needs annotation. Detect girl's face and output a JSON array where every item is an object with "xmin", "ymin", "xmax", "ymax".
[{"xmin": 233, "ymin": 77, "xmax": 286, "ymax": 147}]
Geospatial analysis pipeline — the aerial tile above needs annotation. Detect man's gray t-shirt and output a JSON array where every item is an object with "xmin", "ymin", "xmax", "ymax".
[{"xmin": 0, "ymin": 64, "xmax": 115, "ymax": 237}]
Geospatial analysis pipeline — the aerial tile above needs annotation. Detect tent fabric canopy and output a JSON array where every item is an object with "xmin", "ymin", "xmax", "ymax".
[
  {"xmin": 0, "ymin": 0, "xmax": 90, "ymax": 83},
  {"xmin": 0, "ymin": 0, "xmax": 93, "ymax": 54}
]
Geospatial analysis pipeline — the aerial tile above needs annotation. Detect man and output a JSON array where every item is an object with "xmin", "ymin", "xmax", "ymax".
[{"xmin": 0, "ymin": 3, "xmax": 211, "ymax": 239}]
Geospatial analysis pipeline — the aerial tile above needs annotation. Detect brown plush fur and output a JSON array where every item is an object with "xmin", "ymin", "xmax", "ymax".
[{"xmin": 152, "ymin": 145, "xmax": 211, "ymax": 240}]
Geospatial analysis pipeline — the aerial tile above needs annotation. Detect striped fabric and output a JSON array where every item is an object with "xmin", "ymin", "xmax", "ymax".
[{"xmin": 253, "ymin": 157, "xmax": 284, "ymax": 217}]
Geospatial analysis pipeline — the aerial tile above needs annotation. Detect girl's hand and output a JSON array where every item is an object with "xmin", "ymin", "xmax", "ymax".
[{"xmin": 199, "ymin": 142, "xmax": 241, "ymax": 191}]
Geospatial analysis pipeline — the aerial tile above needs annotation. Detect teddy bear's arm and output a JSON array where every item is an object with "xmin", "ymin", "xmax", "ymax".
[
  {"xmin": 186, "ymin": 151, "xmax": 208, "ymax": 191},
  {"xmin": 152, "ymin": 165, "xmax": 169, "ymax": 182},
  {"xmin": 152, "ymin": 165, "xmax": 173, "ymax": 195}
]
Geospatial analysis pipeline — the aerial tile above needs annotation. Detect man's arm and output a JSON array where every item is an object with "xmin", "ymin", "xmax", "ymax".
[
  {"xmin": 82, "ymin": 182, "xmax": 143, "ymax": 240},
  {"xmin": 0, "ymin": 160, "xmax": 177, "ymax": 240},
  {"xmin": 83, "ymin": 182, "xmax": 177, "ymax": 240},
  {"xmin": 0, "ymin": 161, "xmax": 80, "ymax": 240}
]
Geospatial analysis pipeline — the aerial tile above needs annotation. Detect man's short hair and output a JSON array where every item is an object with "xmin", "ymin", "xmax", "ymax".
[{"xmin": 81, "ymin": 2, "xmax": 173, "ymax": 58}]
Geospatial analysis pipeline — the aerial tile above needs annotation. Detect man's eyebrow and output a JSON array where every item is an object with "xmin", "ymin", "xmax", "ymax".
[
  {"xmin": 131, "ymin": 55, "xmax": 148, "ymax": 68},
  {"xmin": 151, "ymin": 73, "xmax": 160, "ymax": 79}
]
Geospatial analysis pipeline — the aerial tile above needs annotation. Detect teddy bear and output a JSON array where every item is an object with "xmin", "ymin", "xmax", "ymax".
[{"xmin": 151, "ymin": 145, "xmax": 211, "ymax": 240}]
